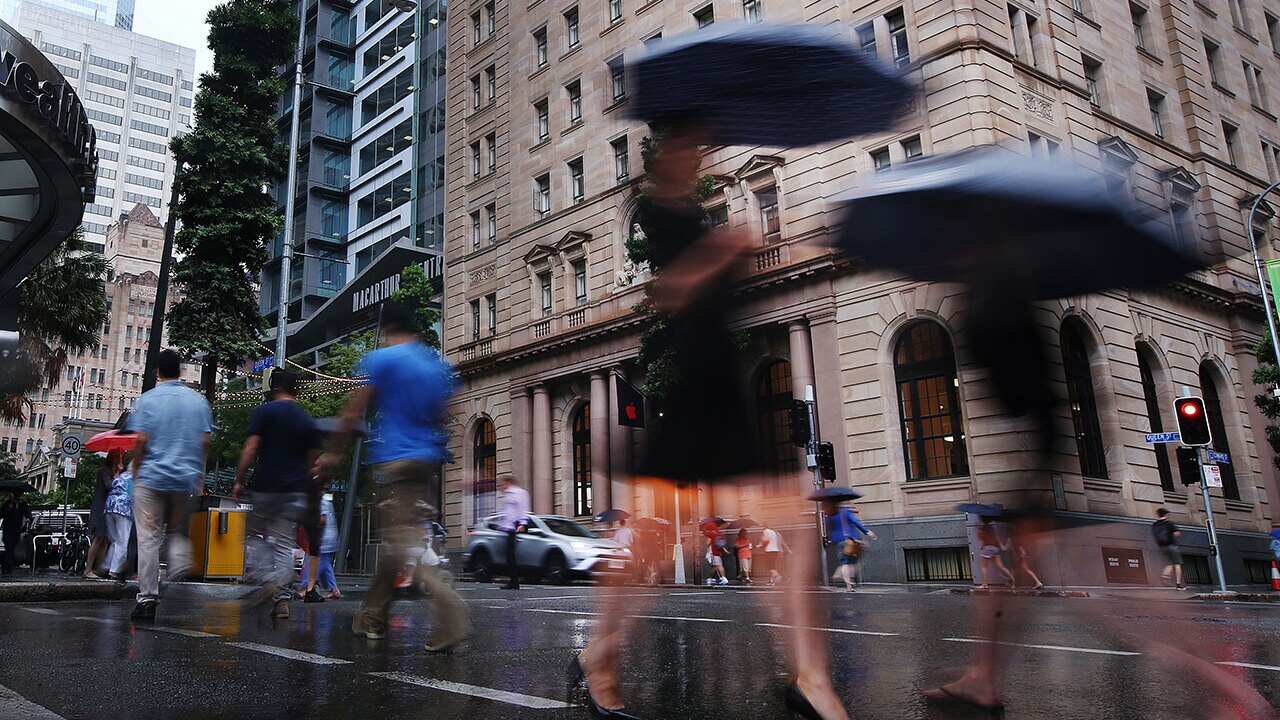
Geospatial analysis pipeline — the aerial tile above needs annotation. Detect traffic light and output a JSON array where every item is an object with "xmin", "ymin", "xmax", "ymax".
[
  {"xmin": 1174, "ymin": 396, "xmax": 1212, "ymax": 446},
  {"xmin": 1176, "ymin": 446, "xmax": 1201, "ymax": 486},
  {"xmin": 790, "ymin": 400, "xmax": 811, "ymax": 447},
  {"xmin": 816, "ymin": 441, "xmax": 837, "ymax": 481}
]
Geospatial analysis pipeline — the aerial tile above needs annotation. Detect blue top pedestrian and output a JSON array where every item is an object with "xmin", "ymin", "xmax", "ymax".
[
  {"xmin": 104, "ymin": 471, "xmax": 133, "ymax": 517},
  {"xmin": 127, "ymin": 352, "xmax": 212, "ymax": 494},
  {"xmin": 359, "ymin": 338, "xmax": 454, "ymax": 465},
  {"xmin": 827, "ymin": 506, "xmax": 872, "ymax": 544},
  {"xmin": 320, "ymin": 495, "xmax": 339, "ymax": 554}
]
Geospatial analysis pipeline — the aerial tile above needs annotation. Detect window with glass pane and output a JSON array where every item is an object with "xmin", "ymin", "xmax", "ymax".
[
  {"xmin": 872, "ymin": 147, "xmax": 891, "ymax": 171},
  {"xmin": 321, "ymin": 199, "xmax": 347, "ymax": 238},
  {"xmin": 609, "ymin": 0, "xmax": 622, "ymax": 22},
  {"xmin": 535, "ymin": 28, "xmax": 549, "ymax": 66},
  {"xmin": 758, "ymin": 186, "xmax": 780, "ymax": 242},
  {"xmin": 536, "ymin": 174, "xmax": 551, "ymax": 215},
  {"xmin": 709, "ymin": 204, "xmax": 729, "ymax": 227},
  {"xmin": 695, "ymin": 4, "xmax": 715, "ymax": 26},
  {"xmin": 903, "ymin": 135, "xmax": 923, "ymax": 160},
  {"xmin": 486, "ymin": 65, "xmax": 496, "ymax": 102},
  {"xmin": 473, "ymin": 420, "xmax": 497, "ymax": 522},
  {"xmin": 470, "ymin": 211, "xmax": 481, "ymax": 248},
  {"xmin": 362, "ymin": 17, "xmax": 414, "ymax": 75},
  {"xmin": 486, "ymin": 203, "xmax": 497, "ymax": 242},
  {"xmin": 486, "ymin": 293, "xmax": 497, "ymax": 335},
  {"xmin": 756, "ymin": 360, "xmax": 798, "ymax": 494},
  {"xmin": 486, "ymin": 133, "xmax": 497, "ymax": 172},
  {"xmin": 1138, "ymin": 350, "xmax": 1175, "ymax": 491},
  {"xmin": 569, "ymin": 158, "xmax": 585, "ymax": 203},
  {"xmin": 744, "ymin": 0, "xmax": 763, "ymax": 22},
  {"xmin": 1148, "ymin": 90, "xmax": 1165, "ymax": 138},
  {"xmin": 325, "ymin": 104, "xmax": 352, "ymax": 140},
  {"xmin": 609, "ymin": 58, "xmax": 626, "ymax": 101},
  {"xmin": 471, "ymin": 300, "xmax": 481, "ymax": 339},
  {"xmin": 574, "ymin": 260, "xmax": 587, "ymax": 304},
  {"xmin": 1061, "ymin": 320, "xmax": 1108, "ymax": 478},
  {"xmin": 470, "ymin": 142, "xmax": 481, "ymax": 176},
  {"xmin": 573, "ymin": 404, "xmax": 593, "ymax": 516},
  {"xmin": 361, "ymin": 67, "xmax": 413, "ymax": 126},
  {"xmin": 540, "ymin": 272, "xmax": 553, "ymax": 314},
  {"xmin": 356, "ymin": 171, "xmax": 412, "ymax": 227},
  {"xmin": 613, "ymin": 137, "xmax": 629, "ymax": 181},
  {"xmin": 567, "ymin": 81, "xmax": 582, "ymax": 122},
  {"xmin": 1083, "ymin": 57, "xmax": 1102, "ymax": 105},
  {"xmin": 536, "ymin": 99, "xmax": 550, "ymax": 140},
  {"xmin": 894, "ymin": 321, "xmax": 968, "ymax": 480},
  {"xmin": 1199, "ymin": 363, "xmax": 1239, "ymax": 499},
  {"xmin": 856, "ymin": 22, "xmax": 876, "ymax": 57},
  {"xmin": 471, "ymin": 76, "xmax": 481, "ymax": 109},
  {"xmin": 472, "ymin": 11, "xmax": 482, "ymax": 44},
  {"xmin": 486, "ymin": 1, "xmax": 496, "ymax": 34},
  {"xmin": 566, "ymin": 7, "xmax": 580, "ymax": 48},
  {"xmin": 888, "ymin": 9, "xmax": 909, "ymax": 66}
]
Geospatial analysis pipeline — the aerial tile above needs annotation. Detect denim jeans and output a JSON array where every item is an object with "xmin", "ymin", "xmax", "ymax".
[
  {"xmin": 245, "ymin": 492, "xmax": 307, "ymax": 602},
  {"xmin": 301, "ymin": 551, "xmax": 338, "ymax": 592},
  {"xmin": 132, "ymin": 485, "xmax": 193, "ymax": 604}
]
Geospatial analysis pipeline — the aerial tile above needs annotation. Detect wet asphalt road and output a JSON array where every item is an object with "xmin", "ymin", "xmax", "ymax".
[{"xmin": 0, "ymin": 584, "xmax": 1278, "ymax": 720}]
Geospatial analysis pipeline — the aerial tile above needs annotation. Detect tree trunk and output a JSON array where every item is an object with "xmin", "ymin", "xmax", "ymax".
[{"xmin": 201, "ymin": 355, "xmax": 218, "ymax": 403}]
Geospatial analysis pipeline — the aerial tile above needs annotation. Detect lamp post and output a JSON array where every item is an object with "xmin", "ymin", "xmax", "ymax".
[
  {"xmin": 274, "ymin": 0, "xmax": 310, "ymax": 369},
  {"xmin": 1245, "ymin": 181, "xmax": 1280, "ymax": 376}
]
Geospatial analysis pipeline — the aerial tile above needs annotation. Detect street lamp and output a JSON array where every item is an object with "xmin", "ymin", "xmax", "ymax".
[
  {"xmin": 273, "ymin": 0, "xmax": 310, "ymax": 369},
  {"xmin": 1245, "ymin": 182, "xmax": 1280, "ymax": 385}
]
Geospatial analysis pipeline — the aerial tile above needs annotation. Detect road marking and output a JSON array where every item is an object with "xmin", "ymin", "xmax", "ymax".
[
  {"xmin": 18, "ymin": 607, "xmax": 60, "ymax": 616},
  {"xmin": 227, "ymin": 642, "xmax": 352, "ymax": 665},
  {"xmin": 0, "ymin": 682, "xmax": 66, "ymax": 720},
  {"xmin": 942, "ymin": 638, "xmax": 1139, "ymax": 656},
  {"xmin": 73, "ymin": 616, "xmax": 116, "ymax": 625},
  {"xmin": 1218, "ymin": 661, "xmax": 1280, "ymax": 672},
  {"xmin": 371, "ymin": 671, "xmax": 574, "ymax": 709},
  {"xmin": 670, "ymin": 591, "xmax": 724, "ymax": 596},
  {"xmin": 629, "ymin": 614, "xmax": 730, "ymax": 623},
  {"xmin": 758, "ymin": 623, "xmax": 899, "ymax": 637},
  {"xmin": 521, "ymin": 595, "xmax": 594, "ymax": 601},
  {"xmin": 146, "ymin": 626, "xmax": 220, "ymax": 639},
  {"xmin": 526, "ymin": 609, "xmax": 599, "ymax": 617}
]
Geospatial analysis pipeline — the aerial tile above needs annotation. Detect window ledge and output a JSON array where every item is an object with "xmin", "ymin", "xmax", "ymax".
[
  {"xmin": 561, "ymin": 120, "xmax": 585, "ymax": 138},
  {"xmin": 468, "ymin": 35, "xmax": 498, "ymax": 58},
  {"xmin": 1136, "ymin": 46, "xmax": 1164, "ymax": 65},
  {"xmin": 1253, "ymin": 104, "xmax": 1277, "ymax": 121},
  {"xmin": 560, "ymin": 45, "xmax": 583, "ymax": 62},
  {"xmin": 1235, "ymin": 25, "xmax": 1259, "ymax": 44},
  {"xmin": 469, "ymin": 101, "xmax": 498, "ymax": 123},
  {"xmin": 602, "ymin": 96, "xmax": 628, "ymax": 115},
  {"xmin": 1194, "ymin": 0, "xmax": 1216, "ymax": 16},
  {"xmin": 527, "ymin": 0, "xmax": 545, "ymax": 10},
  {"xmin": 528, "ymin": 65, "xmax": 549, "ymax": 81},
  {"xmin": 1225, "ymin": 498, "xmax": 1254, "ymax": 512},
  {"xmin": 1213, "ymin": 82, "xmax": 1236, "ymax": 98},
  {"xmin": 600, "ymin": 18, "xmax": 626, "ymax": 38},
  {"xmin": 530, "ymin": 137, "xmax": 551, "ymax": 153},
  {"xmin": 1162, "ymin": 490, "xmax": 1189, "ymax": 503},
  {"xmin": 1074, "ymin": 10, "xmax": 1102, "ymax": 29},
  {"xmin": 636, "ymin": 0, "xmax": 662, "ymax": 16}
]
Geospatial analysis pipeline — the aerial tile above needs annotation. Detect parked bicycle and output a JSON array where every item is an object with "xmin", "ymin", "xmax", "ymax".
[{"xmin": 58, "ymin": 523, "xmax": 89, "ymax": 575}]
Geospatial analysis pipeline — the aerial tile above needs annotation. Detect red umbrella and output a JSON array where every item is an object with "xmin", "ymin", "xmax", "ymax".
[{"xmin": 84, "ymin": 430, "xmax": 138, "ymax": 453}]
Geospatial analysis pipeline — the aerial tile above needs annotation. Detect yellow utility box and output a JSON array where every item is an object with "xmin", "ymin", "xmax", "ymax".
[{"xmin": 189, "ymin": 509, "xmax": 248, "ymax": 580}]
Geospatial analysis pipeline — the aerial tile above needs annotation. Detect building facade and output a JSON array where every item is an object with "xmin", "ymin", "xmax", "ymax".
[
  {"xmin": 441, "ymin": 0, "xmax": 1280, "ymax": 585},
  {"xmin": 1, "ymin": 0, "xmax": 136, "ymax": 31},
  {"xmin": 262, "ymin": 0, "xmax": 448, "ymax": 331},
  {"xmin": 2, "ymin": 204, "xmax": 201, "ymax": 471},
  {"xmin": 4, "ymin": 1, "xmax": 194, "ymax": 255}
]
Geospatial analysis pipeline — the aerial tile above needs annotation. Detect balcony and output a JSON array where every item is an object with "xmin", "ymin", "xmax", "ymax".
[{"xmin": 311, "ymin": 168, "xmax": 351, "ymax": 196}]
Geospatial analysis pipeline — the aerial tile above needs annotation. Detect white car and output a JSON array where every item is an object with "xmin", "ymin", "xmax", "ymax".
[{"xmin": 465, "ymin": 514, "xmax": 631, "ymax": 585}]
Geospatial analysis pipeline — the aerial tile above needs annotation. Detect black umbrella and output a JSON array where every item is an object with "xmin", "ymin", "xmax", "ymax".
[
  {"xmin": 626, "ymin": 22, "xmax": 915, "ymax": 147},
  {"xmin": 594, "ymin": 509, "xmax": 631, "ymax": 524},
  {"xmin": 633, "ymin": 517, "xmax": 671, "ymax": 532},
  {"xmin": 726, "ymin": 517, "xmax": 759, "ymax": 531},
  {"xmin": 699, "ymin": 516, "xmax": 727, "ymax": 531},
  {"xmin": 0, "ymin": 480, "xmax": 35, "ymax": 494},
  {"xmin": 807, "ymin": 486, "xmax": 862, "ymax": 502}
]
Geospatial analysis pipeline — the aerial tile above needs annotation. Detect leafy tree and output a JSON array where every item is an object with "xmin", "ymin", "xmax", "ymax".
[
  {"xmin": 26, "ymin": 454, "xmax": 104, "ymax": 509},
  {"xmin": 2, "ymin": 229, "xmax": 107, "ymax": 420},
  {"xmin": 1253, "ymin": 330, "xmax": 1280, "ymax": 471},
  {"xmin": 390, "ymin": 264, "xmax": 441, "ymax": 349},
  {"xmin": 167, "ymin": 0, "xmax": 295, "ymax": 401}
]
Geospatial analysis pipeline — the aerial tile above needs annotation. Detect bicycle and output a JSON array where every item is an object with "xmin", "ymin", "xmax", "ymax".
[{"xmin": 58, "ymin": 523, "xmax": 89, "ymax": 576}]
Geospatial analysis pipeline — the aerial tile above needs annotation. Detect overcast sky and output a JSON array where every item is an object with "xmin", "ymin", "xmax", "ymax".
[{"xmin": 132, "ymin": 0, "xmax": 218, "ymax": 83}]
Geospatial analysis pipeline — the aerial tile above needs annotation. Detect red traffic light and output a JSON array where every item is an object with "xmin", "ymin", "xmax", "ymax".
[
  {"xmin": 1180, "ymin": 403, "xmax": 1200, "ymax": 417},
  {"xmin": 1174, "ymin": 396, "xmax": 1212, "ymax": 447}
]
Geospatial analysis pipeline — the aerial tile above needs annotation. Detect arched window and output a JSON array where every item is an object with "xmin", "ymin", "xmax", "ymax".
[
  {"xmin": 572, "ymin": 404, "xmax": 592, "ymax": 517},
  {"xmin": 894, "ymin": 321, "xmax": 968, "ymax": 481},
  {"xmin": 1199, "ymin": 363, "xmax": 1239, "ymax": 500},
  {"xmin": 756, "ymin": 360, "xmax": 798, "ymax": 494},
  {"xmin": 1137, "ymin": 349, "xmax": 1174, "ymax": 491},
  {"xmin": 472, "ymin": 419, "xmax": 497, "ymax": 523},
  {"xmin": 1061, "ymin": 320, "xmax": 1108, "ymax": 479}
]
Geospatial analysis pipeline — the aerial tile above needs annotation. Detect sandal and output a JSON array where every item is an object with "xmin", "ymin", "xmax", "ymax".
[{"xmin": 922, "ymin": 686, "xmax": 1005, "ymax": 716}]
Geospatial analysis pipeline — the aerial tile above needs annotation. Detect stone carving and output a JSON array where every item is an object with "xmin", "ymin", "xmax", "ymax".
[
  {"xmin": 1022, "ymin": 89, "xmax": 1054, "ymax": 122},
  {"xmin": 614, "ymin": 222, "xmax": 651, "ymax": 290},
  {"xmin": 469, "ymin": 265, "xmax": 496, "ymax": 285}
]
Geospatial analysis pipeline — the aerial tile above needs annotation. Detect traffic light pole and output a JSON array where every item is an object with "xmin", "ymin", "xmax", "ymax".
[
  {"xmin": 1196, "ymin": 446, "xmax": 1230, "ymax": 593},
  {"xmin": 803, "ymin": 385, "xmax": 829, "ymax": 587}
]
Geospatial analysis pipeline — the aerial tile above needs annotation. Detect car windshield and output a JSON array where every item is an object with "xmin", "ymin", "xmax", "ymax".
[{"xmin": 541, "ymin": 518, "xmax": 597, "ymax": 538}]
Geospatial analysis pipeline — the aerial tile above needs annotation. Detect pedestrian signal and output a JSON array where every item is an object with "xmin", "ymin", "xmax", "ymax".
[
  {"xmin": 816, "ymin": 441, "xmax": 836, "ymax": 481},
  {"xmin": 790, "ymin": 400, "xmax": 811, "ymax": 447},
  {"xmin": 1174, "ymin": 396, "xmax": 1212, "ymax": 447},
  {"xmin": 1176, "ymin": 446, "xmax": 1201, "ymax": 486}
]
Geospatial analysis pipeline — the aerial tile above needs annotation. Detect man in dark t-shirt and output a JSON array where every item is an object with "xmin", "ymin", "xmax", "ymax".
[{"xmin": 234, "ymin": 370, "xmax": 320, "ymax": 618}]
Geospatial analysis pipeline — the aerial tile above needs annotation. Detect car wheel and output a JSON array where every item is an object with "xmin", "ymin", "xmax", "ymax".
[
  {"xmin": 544, "ymin": 552, "xmax": 569, "ymax": 586},
  {"xmin": 470, "ymin": 549, "xmax": 493, "ymax": 583}
]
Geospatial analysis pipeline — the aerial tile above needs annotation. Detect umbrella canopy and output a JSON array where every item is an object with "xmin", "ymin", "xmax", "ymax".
[
  {"xmin": 807, "ymin": 486, "xmax": 863, "ymax": 502},
  {"xmin": 833, "ymin": 150, "xmax": 1203, "ymax": 298},
  {"xmin": 699, "ymin": 516, "xmax": 727, "ymax": 531},
  {"xmin": 84, "ymin": 430, "xmax": 138, "ymax": 453},
  {"xmin": 594, "ymin": 509, "xmax": 631, "ymax": 524},
  {"xmin": 726, "ymin": 517, "xmax": 759, "ymax": 530},
  {"xmin": 626, "ymin": 22, "xmax": 915, "ymax": 147},
  {"xmin": 0, "ymin": 479, "xmax": 36, "ymax": 494},
  {"xmin": 633, "ymin": 517, "xmax": 672, "ymax": 532}
]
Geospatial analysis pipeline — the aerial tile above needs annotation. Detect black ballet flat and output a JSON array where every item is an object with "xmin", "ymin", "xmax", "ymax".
[
  {"xmin": 566, "ymin": 656, "xmax": 642, "ymax": 719},
  {"xmin": 784, "ymin": 683, "xmax": 826, "ymax": 720}
]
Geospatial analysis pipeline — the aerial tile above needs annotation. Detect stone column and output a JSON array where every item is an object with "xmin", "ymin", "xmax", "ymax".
[
  {"xmin": 788, "ymin": 320, "xmax": 816, "ymax": 471},
  {"xmin": 810, "ymin": 312, "xmax": 849, "ymax": 486},
  {"xmin": 590, "ymin": 370, "xmax": 611, "ymax": 513},
  {"xmin": 608, "ymin": 367, "xmax": 633, "ymax": 515},
  {"xmin": 509, "ymin": 387, "xmax": 532, "ymax": 489},
  {"xmin": 532, "ymin": 384, "xmax": 553, "ymax": 514}
]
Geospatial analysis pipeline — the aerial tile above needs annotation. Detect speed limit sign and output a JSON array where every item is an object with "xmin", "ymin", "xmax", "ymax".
[{"xmin": 60, "ymin": 435, "xmax": 81, "ymax": 457}]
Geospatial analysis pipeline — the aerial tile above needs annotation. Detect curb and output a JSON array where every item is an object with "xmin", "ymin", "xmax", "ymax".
[
  {"xmin": 1193, "ymin": 592, "xmax": 1280, "ymax": 602},
  {"xmin": 0, "ymin": 581, "xmax": 135, "ymax": 603},
  {"xmin": 947, "ymin": 587, "xmax": 1091, "ymax": 598}
]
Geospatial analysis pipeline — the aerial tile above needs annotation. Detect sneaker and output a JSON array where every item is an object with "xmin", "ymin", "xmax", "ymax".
[
  {"xmin": 271, "ymin": 600, "xmax": 290, "ymax": 619},
  {"xmin": 303, "ymin": 589, "xmax": 325, "ymax": 604},
  {"xmin": 352, "ymin": 612, "xmax": 386, "ymax": 640},
  {"xmin": 1176, "ymin": 584, "xmax": 1187, "ymax": 590},
  {"xmin": 130, "ymin": 601, "xmax": 157, "ymax": 623},
  {"xmin": 718, "ymin": 577, "xmax": 729, "ymax": 586}
]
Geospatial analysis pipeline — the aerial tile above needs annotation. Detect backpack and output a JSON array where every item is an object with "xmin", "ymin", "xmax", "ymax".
[{"xmin": 1152, "ymin": 520, "xmax": 1174, "ymax": 547}]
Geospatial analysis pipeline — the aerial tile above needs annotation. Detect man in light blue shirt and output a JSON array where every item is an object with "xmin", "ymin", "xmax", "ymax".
[{"xmin": 126, "ymin": 349, "xmax": 211, "ymax": 621}]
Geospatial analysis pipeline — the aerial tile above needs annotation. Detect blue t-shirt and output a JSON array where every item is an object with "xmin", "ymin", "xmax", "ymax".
[
  {"xmin": 359, "ymin": 342, "xmax": 454, "ymax": 465},
  {"xmin": 827, "ymin": 507, "xmax": 871, "ymax": 544},
  {"xmin": 127, "ymin": 380, "xmax": 212, "ymax": 493}
]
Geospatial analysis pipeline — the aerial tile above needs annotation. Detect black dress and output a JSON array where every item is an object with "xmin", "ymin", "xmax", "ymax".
[{"xmin": 639, "ymin": 197, "xmax": 762, "ymax": 484}]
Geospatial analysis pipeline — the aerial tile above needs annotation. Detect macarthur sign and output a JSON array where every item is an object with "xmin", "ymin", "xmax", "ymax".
[{"xmin": 0, "ymin": 48, "xmax": 97, "ymax": 201}]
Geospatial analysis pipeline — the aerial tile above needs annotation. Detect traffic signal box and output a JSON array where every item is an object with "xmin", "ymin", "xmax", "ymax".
[{"xmin": 1173, "ymin": 396, "xmax": 1212, "ymax": 447}]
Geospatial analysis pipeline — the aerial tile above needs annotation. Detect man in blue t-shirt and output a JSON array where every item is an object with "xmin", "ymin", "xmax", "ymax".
[
  {"xmin": 322, "ymin": 302, "xmax": 467, "ymax": 650},
  {"xmin": 234, "ymin": 369, "xmax": 321, "ymax": 619},
  {"xmin": 822, "ymin": 500, "xmax": 877, "ymax": 592}
]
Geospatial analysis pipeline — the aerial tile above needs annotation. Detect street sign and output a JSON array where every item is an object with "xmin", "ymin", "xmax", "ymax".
[
  {"xmin": 1203, "ymin": 464, "xmax": 1223, "ymax": 488},
  {"xmin": 1144, "ymin": 432, "xmax": 1181, "ymax": 444},
  {"xmin": 60, "ymin": 435, "xmax": 81, "ymax": 457},
  {"xmin": 1207, "ymin": 450, "xmax": 1231, "ymax": 465},
  {"xmin": 252, "ymin": 356, "xmax": 275, "ymax": 373},
  {"xmin": 61, "ymin": 457, "xmax": 75, "ymax": 478}
]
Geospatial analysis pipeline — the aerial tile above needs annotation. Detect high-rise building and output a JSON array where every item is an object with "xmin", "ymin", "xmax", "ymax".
[
  {"xmin": 262, "ymin": 0, "xmax": 447, "ymax": 331},
  {"xmin": 1, "ymin": 0, "xmax": 135, "ymax": 31},
  {"xmin": 439, "ymin": 0, "xmax": 1280, "ymax": 585},
  {"xmin": 5, "ymin": 1, "xmax": 195, "ymax": 254}
]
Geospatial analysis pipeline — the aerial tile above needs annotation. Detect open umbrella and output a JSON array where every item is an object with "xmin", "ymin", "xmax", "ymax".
[
  {"xmin": 699, "ymin": 516, "xmax": 727, "ymax": 532},
  {"xmin": 84, "ymin": 430, "xmax": 138, "ymax": 453},
  {"xmin": 725, "ymin": 517, "xmax": 759, "ymax": 531},
  {"xmin": 594, "ymin": 509, "xmax": 631, "ymax": 524},
  {"xmin": 807, "ymin": 486, "xmax": 862, "ymax": 502},
  {"xmin": 633, "ymin": 517, "xmax": 671, "ymax": 532},
  {"xmin": 0, "ymin": 479, "xmax": 36, "ymax": 494},
  {"xmin": 627, "ymin": 22, "xmax": 915, "ymax": 147}
]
